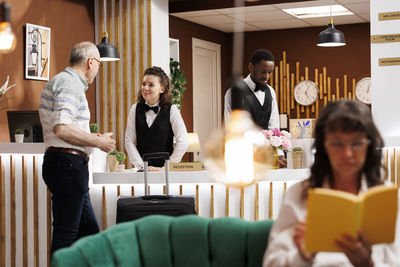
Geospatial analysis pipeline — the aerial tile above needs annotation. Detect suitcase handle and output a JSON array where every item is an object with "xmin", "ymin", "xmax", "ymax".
[
  {"xmin": 141, "ymin": 195, "xmax": 171, "ymax": 200},
  {"xmin": 143, "ymin": 152, "xmax": 170, "ymax": 161},
  {"xmin": 143, "ymin": 152, "xmax": 170, "ymax": 196}
]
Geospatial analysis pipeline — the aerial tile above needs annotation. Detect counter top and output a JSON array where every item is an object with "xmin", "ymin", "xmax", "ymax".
[
  {"xmin": 93, "ymin": 168, "xmax": 310, "ymax": 184},
  {"xmin": 0, "ymin": 142, "xmax": 46, "ymax": 154}
]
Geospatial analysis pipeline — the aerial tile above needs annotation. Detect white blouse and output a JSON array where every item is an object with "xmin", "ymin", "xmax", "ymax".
[
  {"xmin": 125, "ymin": 102, "xmax": 188, "ymax": 169},
  {"xmin": 263, "ymin": 178, "xmax": 400, "ymax": 267}
]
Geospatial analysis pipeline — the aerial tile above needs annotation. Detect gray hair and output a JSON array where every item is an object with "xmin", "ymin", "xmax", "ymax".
[{"xmin": 69, "ymin": 41, "xmax": 99, "ymax": 65}]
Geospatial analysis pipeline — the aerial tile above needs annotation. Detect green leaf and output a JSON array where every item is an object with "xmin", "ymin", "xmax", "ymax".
[{"xmin": 169, "ymin": 58, "xmax": 187, "ymax": 110}]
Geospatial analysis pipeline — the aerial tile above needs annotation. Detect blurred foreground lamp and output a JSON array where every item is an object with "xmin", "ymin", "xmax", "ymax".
[
  {"xmin": 203, "ymin": 110, "xmax": 271, "ymax": 187},
  {"xmin": 317, "ymin": 0, "xmax": 345, "ymax": 47},
  {"xmin": 0, "ymin": 1, "xmax": 16, "ymax": 53},
  {"xmin": 97, "ymin": 0, "xmax": 120, "ymax": 61}
]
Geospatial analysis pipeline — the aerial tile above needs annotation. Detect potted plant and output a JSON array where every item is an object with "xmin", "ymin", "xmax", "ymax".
[
  {"xmin": 108, "ymin": 149, "xmax": 119, "ymax": 172},
  {"xmin": 292, "ymin": 147, "xmax": 303, "ymax": 169},
  {"xmin": 116, "ymin": 151, "xmax": 126, "ymax": 171},
  {"xmin": 170, "ymin": 58, "xmax": 187, "ymax": 110},
  {"xmin": 90, "ymin": 123, "xmax": 99, "ymax": 133},
  {"xmin": 14, "ymin": 128, "xmax": 24, "ymax": 143}
]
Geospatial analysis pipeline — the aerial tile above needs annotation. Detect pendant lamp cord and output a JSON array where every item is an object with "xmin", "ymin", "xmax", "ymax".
[
  {"xmin": 103, "ymin": 0, "xmax": 107, "ymax": 32},
  {"xmin": 330, "ymin": 0, "xmax": 333, "ymax": 24}
]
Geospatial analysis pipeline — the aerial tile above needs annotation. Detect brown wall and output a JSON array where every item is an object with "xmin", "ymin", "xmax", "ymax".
[
  {"xmin": 169, "ymin": 15, "xmax": 232, "ymax": 132},
  {"xmin": 169, "ymin": 18, "xmax": 370, "ymax": 127},
  {"xmin": 0, "ymin": 0, "xmax": 95, "ymax": 142},
  {"xmin": 243, "ymin": 23, "xmax": 370, "ymax": 83}
]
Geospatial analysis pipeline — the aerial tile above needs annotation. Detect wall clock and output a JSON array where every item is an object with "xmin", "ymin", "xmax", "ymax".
[
  {"xmin": 293, "ymin": 80, "xmax": 319, "ymax": 106},
  {"xmin": 355, "ymin": 77, "xmax": 371, "ymax": 104}
]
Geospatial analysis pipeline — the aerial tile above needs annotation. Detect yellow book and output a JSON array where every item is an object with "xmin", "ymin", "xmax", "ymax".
[{"xmin": 305, "ymin": 184, "xmax": 398, "ymax": 252}]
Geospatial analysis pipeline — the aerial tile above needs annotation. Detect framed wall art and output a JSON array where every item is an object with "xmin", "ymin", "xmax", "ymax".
[{"xmin": 25, "ymin": 23, "xmax": 51, "ymax": 81}]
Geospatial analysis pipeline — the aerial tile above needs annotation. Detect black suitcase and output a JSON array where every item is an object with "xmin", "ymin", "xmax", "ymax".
[{"xmin": 116, "ymin": 152, "xmax": 197, "ymax": 223}]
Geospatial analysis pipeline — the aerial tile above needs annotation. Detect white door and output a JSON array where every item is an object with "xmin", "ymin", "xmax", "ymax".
[{"xmin": 192, "ymin": 38, "xmax": 222, "ymax": 161}]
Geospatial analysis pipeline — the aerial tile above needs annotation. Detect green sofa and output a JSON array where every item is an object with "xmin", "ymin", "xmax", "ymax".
[{"xmin": 51, "ymin": 215, "xmax": 274, "ymax": 267}]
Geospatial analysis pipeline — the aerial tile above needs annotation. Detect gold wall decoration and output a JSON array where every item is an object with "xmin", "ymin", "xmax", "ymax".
[
  {"xmin": 379, "ymin": 11, "xmax": 400, "ymax": 21},
  {"xmin": 371, "ymin": 34, "xmax": 400, "ymax": 43},
  {"xmin": 97, "ymin": 0, "xmax": 152, "ymax": 167},
  {"xmin": 379, "ymin": 57, "xmax": 400, "ymax": 66},
  {"xmin": 270, "ymin": 51, "xmax": 360, "ymax": 121}
]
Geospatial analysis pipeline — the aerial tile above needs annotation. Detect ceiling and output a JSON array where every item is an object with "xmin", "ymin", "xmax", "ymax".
[{"xmin": 170, "ymin": 0, "xmax": 370, "ymax": 33}]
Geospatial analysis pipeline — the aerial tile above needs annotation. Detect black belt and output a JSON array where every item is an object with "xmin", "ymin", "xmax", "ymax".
[{"xmin": 46, "ymin": 146, "xmax": 89, "ymax": 161}]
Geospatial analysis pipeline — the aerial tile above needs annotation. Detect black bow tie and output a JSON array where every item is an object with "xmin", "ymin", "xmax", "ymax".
[
  {"xmin": 144, "ymin": 104, "xmax": 159, "ymax": 113},
  {"xmin": 254, "ymin": 83, "xmax": 267, "ymax": 92}
]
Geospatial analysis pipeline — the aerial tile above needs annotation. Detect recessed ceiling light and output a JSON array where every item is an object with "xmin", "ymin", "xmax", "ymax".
[{"xmin": 283, "ymin": 5, "xmax": 353, "ymax": 19}]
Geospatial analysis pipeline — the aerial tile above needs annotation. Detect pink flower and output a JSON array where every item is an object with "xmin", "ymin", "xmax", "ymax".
[
  {"xmin": 262, "ymin": 130, "xmax": 273, "ymax": 139},
  {"xmin": 270, "ymin": 136, "xmax": 282, "ymax": 147},
  {"xmin": 280, "ymin": 130, "xmax": 291, "ymax": 139},
  {"xmin": 281, "ymin": 136, "xmax": 292, "ymax": 151},
  {"xmin": 262, "ymin": 128, "xmax": 291, "ymax": 152},
  {"xmin": 271, "ymin": 128, "xmax": 281, "ymax": 137}
]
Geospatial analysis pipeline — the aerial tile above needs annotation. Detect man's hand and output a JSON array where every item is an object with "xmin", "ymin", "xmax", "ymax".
[
  {"xmin": 54, "ymin": 124, "xmax": 115, "ymax": 152},
  {"xmin": 97, "ymin": 133, "xmax": 115, "ymax": 153},
  {"xmin": 148, "ymin": 166, "xmax": 164, "ymax": 172},
  {"xmin": 279, "ymin": 155, "xmax": 287, "ymax": 168}
]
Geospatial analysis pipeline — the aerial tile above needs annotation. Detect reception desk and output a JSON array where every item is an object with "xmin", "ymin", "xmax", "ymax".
[
  {"xmin": 91, "ymin": 168, "xmax": 310, "ymax": 232},
  {"xmin": 0, "ymin": 143, "xmax": 399, "ymax": 267}
]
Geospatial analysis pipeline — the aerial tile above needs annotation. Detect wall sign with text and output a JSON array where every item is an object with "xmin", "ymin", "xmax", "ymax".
[
  {"xmin": 371, "ymin": 34, "xmax": 400, "ymax": 43},
  {"xmin": 379, "ymin": 11, "xmax": 400, "ymax": 21},
  {"xmin": 379, "ymin": 57, "xmax": 400, "ymax": 66}
]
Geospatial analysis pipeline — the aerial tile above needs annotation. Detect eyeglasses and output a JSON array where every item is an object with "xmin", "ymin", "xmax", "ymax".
[
  {"xmin": 325, "ymin": 138, "xmax": 370, "ymax": 151},
  {"xmin": 92, "ymin": 57, "xmax": 103, "ymax": 69}
]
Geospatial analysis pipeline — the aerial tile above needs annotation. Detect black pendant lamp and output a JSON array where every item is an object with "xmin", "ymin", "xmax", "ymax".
[
  {"xmin": 317, "ymin": 1, "xmax": 346, "ymax": 47},
  {"xmin": 97, "ymin": 0, "xmax": 120, "ymax": 61}
]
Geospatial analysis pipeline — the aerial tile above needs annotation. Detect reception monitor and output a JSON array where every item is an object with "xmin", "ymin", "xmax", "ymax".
[{"xmin": 7, "ymin": 110, "xmax": 43, "ymax": 142}]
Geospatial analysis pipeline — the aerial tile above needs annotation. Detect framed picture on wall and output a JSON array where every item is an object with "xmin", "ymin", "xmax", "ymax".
[{"xmin": 25, "ymin": 23, "xmax": 51, "ymax": 81}]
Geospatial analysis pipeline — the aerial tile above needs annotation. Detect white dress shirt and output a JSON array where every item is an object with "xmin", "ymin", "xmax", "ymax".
[
  {"xmin": 125, "ymin": 102, "xmax": 188, "ymax": 169},
  {"xmin": 263, "ymin": 178, "xmax": 400, "ymax": 267},
  {"xmin": 224, "ymin": 74, "xmax": 282, "ymax": 155},
  {"xmin": 224, "ymin": 74, "xmax": 280, "ymax": 130}
]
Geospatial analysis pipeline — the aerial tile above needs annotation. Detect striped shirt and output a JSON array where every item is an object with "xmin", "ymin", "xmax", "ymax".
[{"xmin": 39, "ymin": 67, "xmax": 90, "ymax": 153}]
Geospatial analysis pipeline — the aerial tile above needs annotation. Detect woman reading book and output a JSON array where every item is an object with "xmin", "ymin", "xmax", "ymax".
[{"xmin": 263, "ymin": 100, "xmax": 400, "ymax": 266}]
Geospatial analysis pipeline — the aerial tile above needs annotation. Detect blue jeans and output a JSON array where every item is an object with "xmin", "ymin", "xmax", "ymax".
[{"xmin": 42, "ymin": 151, "xmax": 99, "ymax": 257}]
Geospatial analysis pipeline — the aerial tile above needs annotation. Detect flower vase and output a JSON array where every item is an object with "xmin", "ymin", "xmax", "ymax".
[
  {"xmin": 292, "ymin": 151, "xmax": 303, "ymax": 169},
  {"xmin": 272, "ymin": 149, "xmax": 279, "ymax": 169},
  {"xmin": 108, "ymin": 155, "xmax": 119, "ymax": 172}
]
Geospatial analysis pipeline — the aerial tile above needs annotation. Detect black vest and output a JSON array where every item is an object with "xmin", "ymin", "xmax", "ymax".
[
  {"xmin": 237, "ymin": 80, "xmax": 273, "ymax": 129},
  {"xmin": 136, "ymin": 103, "xmax": 174, "ymax": 167}
]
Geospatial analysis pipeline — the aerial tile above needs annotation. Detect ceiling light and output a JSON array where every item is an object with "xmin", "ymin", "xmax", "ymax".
[
  {"xmin": 317, "ymin": 0, "xmax": 346, "ymax": 47},
  {"xmin": 97, "ymin": 0, "xmax": 120, "ymax": 61},
  {"xmin": 283, "ymin": 5, "xmax": 353, "ymax": 19}
]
